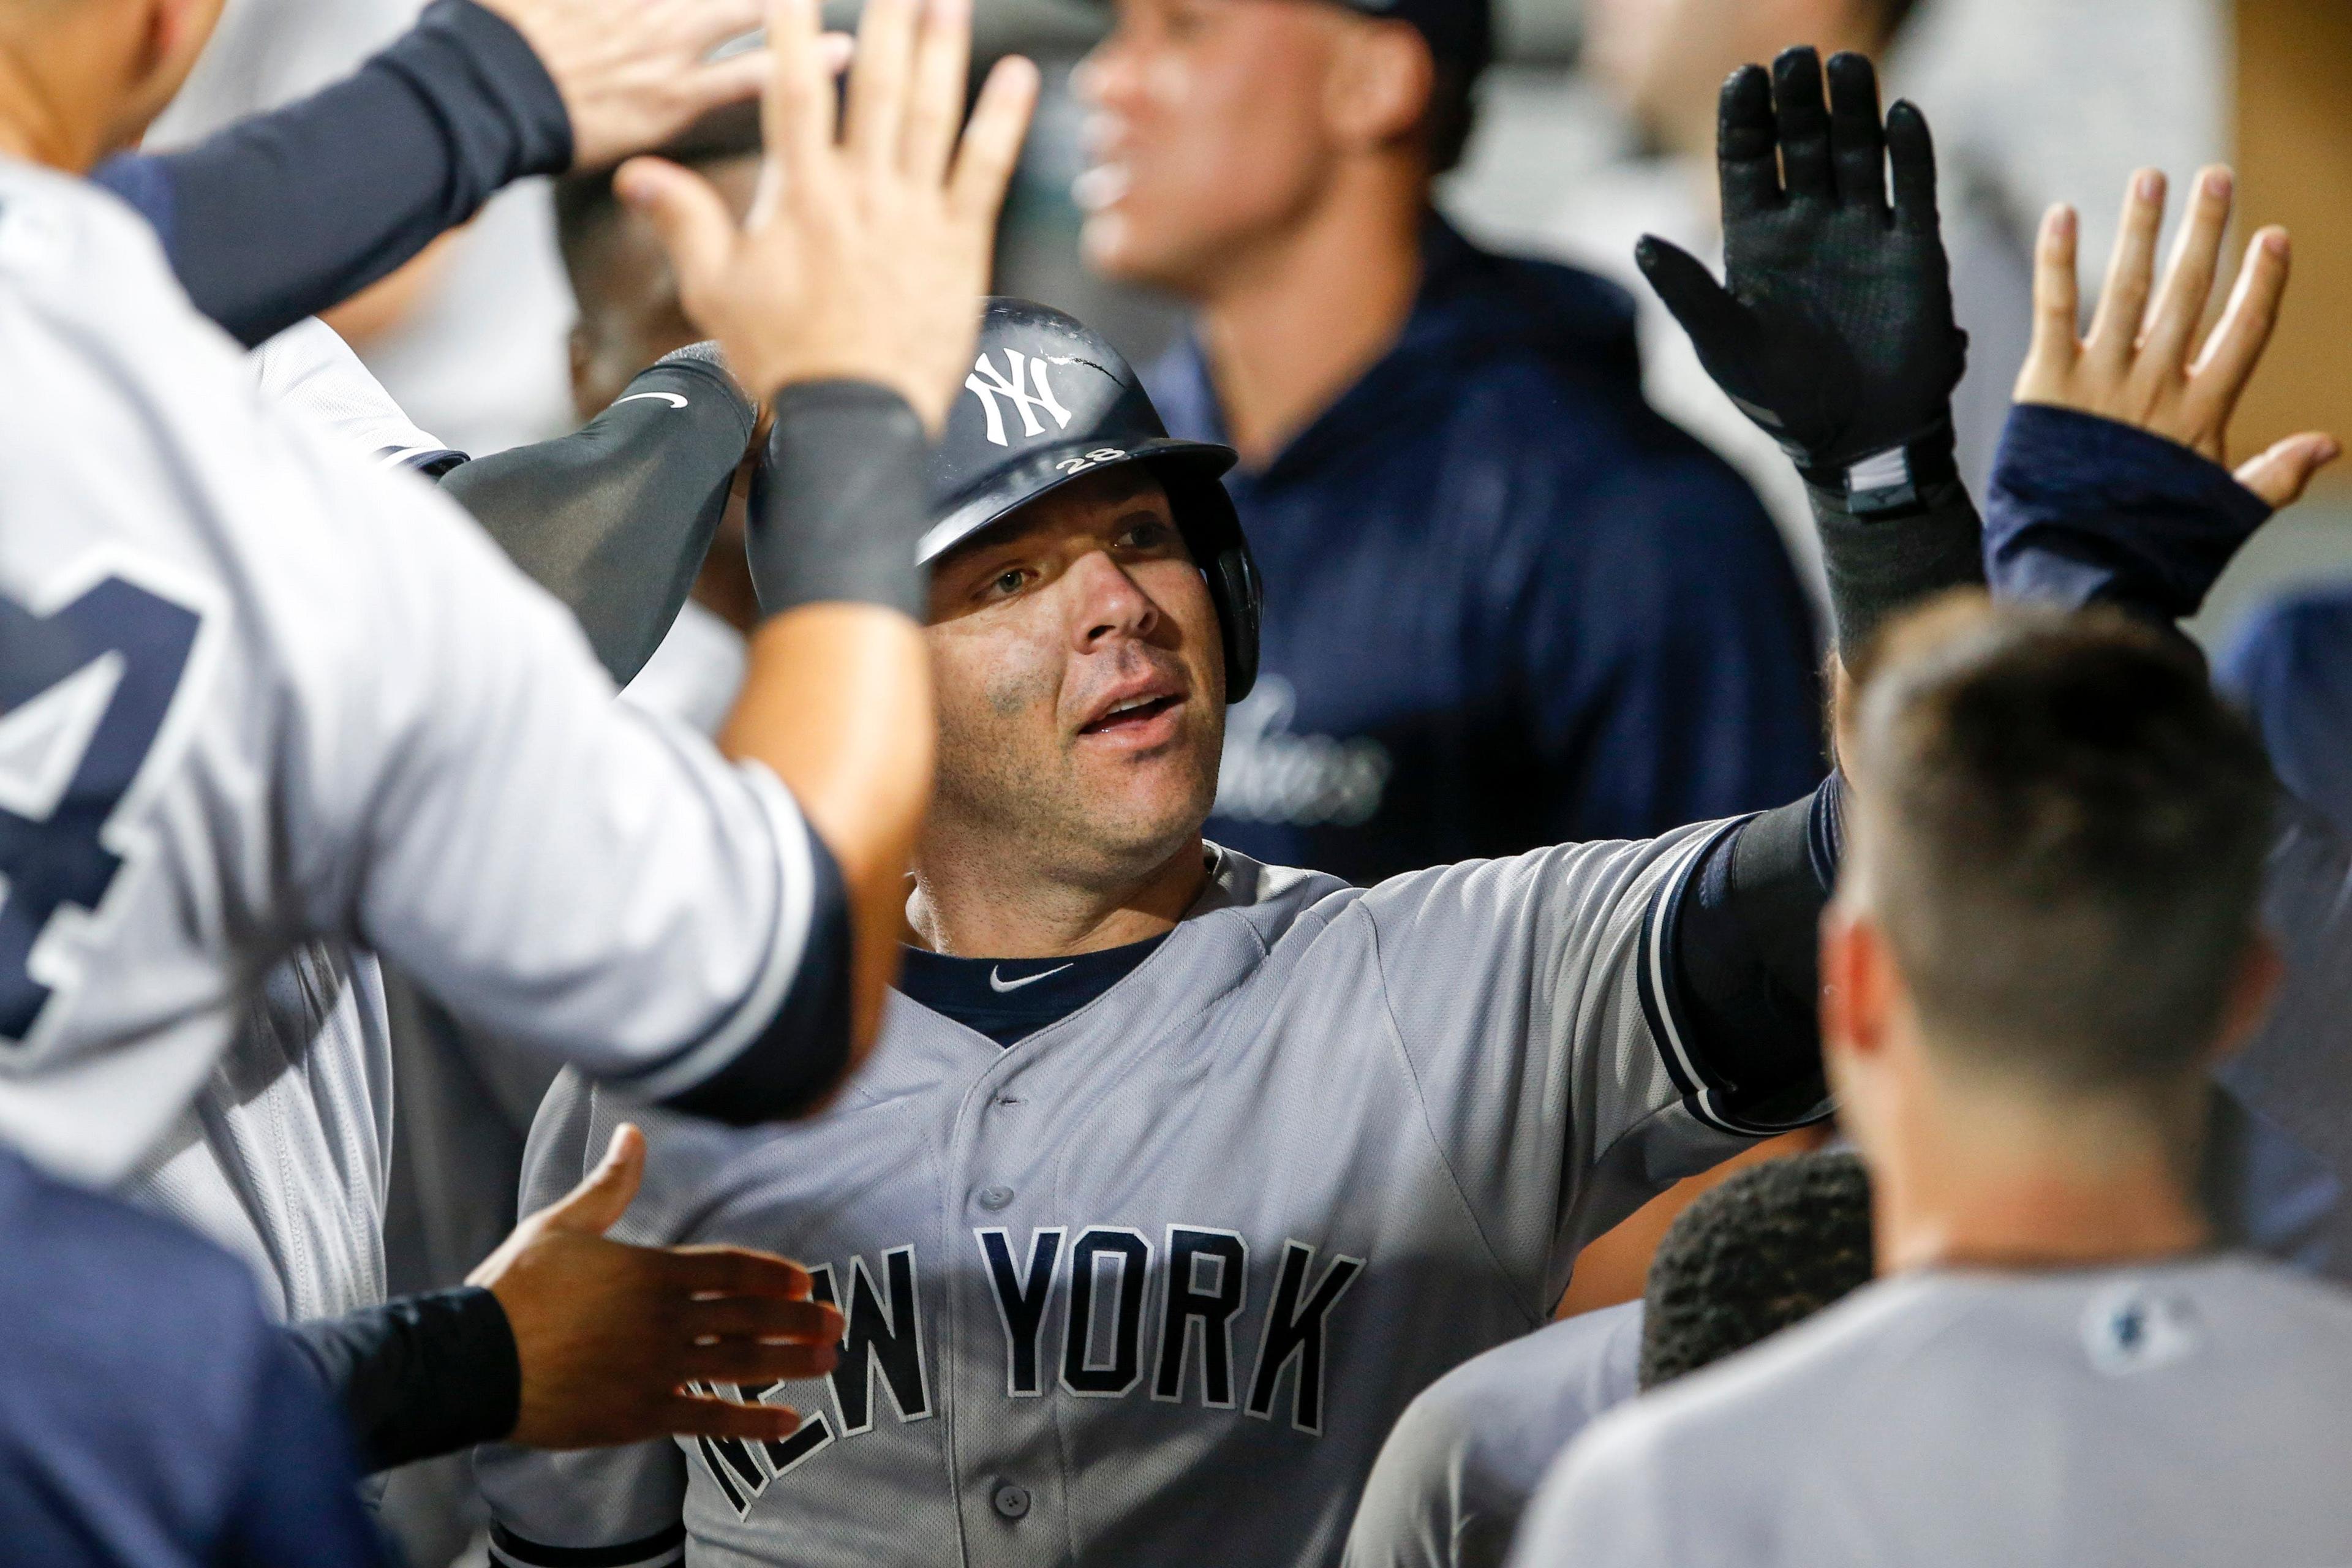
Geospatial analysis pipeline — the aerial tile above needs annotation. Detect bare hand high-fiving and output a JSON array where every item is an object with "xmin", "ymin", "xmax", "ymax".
[
  {"xmin": 2016, "ymin": 167, "xmax": 2340, "ymax": 508},
  {"xmin": 614, "ymin": 0, "xmax": 1041, "ymax": 432}
]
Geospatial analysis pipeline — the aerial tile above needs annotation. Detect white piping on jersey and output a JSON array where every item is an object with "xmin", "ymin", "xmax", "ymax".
[{"xmin": 1642, "ymin": 818, "xmax": 1755, "ymax": 1139}]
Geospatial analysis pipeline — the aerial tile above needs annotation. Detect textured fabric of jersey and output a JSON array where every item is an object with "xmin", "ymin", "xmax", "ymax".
[
  {"xmin": 0, "ymin": 1147, "xmax": 385, "ymax": 1565},
  {"xmin": 1510, "ymin": 1256, "xmax": 2352, "ymax": 1568},
  {"xmin": 0, "ymin": 160, "xmax": 818, "ymax": 1185},
  {"xmin": 1341, "ymin": 1302, "xmax": 1642, "ymax": 1568},
  {"xmin": 249, "ymin": 317, "xmax": 463, "ymax": 473},
  {"xmin": 478, "ymin": 827, "xmax": 1771, "ymax": 1568}
]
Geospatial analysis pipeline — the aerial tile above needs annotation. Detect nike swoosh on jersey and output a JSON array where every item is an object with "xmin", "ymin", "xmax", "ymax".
[
  {"xmin": 989, "ymin": 964, "xmax": 1074, "ymax": 994},
  {"xmin": 618, "ymin": 391, "xmax": 690, "ymax": 409}
]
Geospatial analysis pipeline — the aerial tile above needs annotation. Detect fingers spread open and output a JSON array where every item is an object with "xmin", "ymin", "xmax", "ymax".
[
  {"xmin": 1637, "ymin": 235, "xmax": 1750, "ymax": 349},
  {"xmin": 2026, "ymin": 203, "xmax": 2082, "ymax": 377},
  {"xmin": 902, "ymin": 0, "xmax": 976, "ymax": 184},
  {"xmin": 1771, "ymin": 47, "xmax": 1834, "ymax": 200},
  {"xmin": 845, "ymin": 0, "xmax": 918, "ymax": 179},
  {"xmin": 2086, "ymin": 168, "xmax": 2166, "ymax": 365},
  {"xmin": 2142, "ymin": 165, "xmax": 2236, "ymax": 371},
  {"xmin": 949, "ymin": 55, "xmax": 1042, "ymax": 228},
  {"xmin": 662, "ymin": 1392, "xmax": 805, "ymax": 1442},
  {"xmin": 676, "ymin": 0, "xmax": 766, "ymax": 53},
  {"xmin": 1716, "ymin": 64, "xmax": 1782, "ymax": 218},
  {"xmin": 1884, "ymin": 100, "xmax": 1939, "ymax": 231},
  {"xmin": 2192, "ymin": 228, "xmax": 2291, "ymax": 413},
  {"xmin": 1825, "ymin": 52, "xmax": 1887, "ymax": 213},
  {"xmin": 763, "ymin": 0, "xmax": 838, "ymax": 197}
]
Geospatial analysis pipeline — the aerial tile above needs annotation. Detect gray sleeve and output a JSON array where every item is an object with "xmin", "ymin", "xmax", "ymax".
[
  {"xmin": 1359, "ymin": 826, "xmax": 1758, "ymax": 1314},
  {"xmin": 1504, "ymin": 1413, "xmax": 1678, "ymax": 1568},
  {"xmin": 475, "ymin": 1071, "xmax": 688, "ymax": 1568}
]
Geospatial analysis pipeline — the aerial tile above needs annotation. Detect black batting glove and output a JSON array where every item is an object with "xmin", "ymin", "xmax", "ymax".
[{"xmin": 1638, "ymin": 48, "xmax": 1983, "ymax": 655}]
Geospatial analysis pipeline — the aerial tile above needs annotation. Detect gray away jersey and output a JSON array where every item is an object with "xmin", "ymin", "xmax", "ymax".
[
  {"xmin": 1509, "ymin": 1255, "xmax": 2352, "ymax": 1568},
  {"xmin": 1341, "ymin": 1301, "xmax": 1642, "ymax": 1568},
  {"xmin": 478, "ymin": 827, "xmax": 1777, "ymax": 1568},
  {"xmin": 0, "ymin": 160, "xmax": 820, "ymax": 1186}
]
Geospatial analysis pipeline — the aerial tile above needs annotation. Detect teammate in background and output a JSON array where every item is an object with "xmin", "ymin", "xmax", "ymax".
[
  {"xmin": 1342, "ymin": 1153, "xmax": 1873, "ymax": 1568},
  {"xmin": 93, "ymin": 0, "xmax": 798, "ymax": 349},
  {"xmin": 1074, "ymin": 0, "xmax": 1823, "ymax": 887},
  {"xmin": 1510, "ymin": 596, "xmax": 2352, "ymax": 1568},
  {"xmin": 0, "ymin": 0, "xmax": 1035, "ymax": 1491}
]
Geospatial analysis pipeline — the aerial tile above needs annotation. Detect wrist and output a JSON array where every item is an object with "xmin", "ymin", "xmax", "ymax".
[
  {"xmin": 1797, "ymin": 420, "xmax": 1963, "ymax": 519},
  {"xmin": 747, "ymin": 382, "xmax": 933, "ymax": 620},
  {"xmin": 402, "ymin": 1, "xmax": 574, "ymax": 178}
]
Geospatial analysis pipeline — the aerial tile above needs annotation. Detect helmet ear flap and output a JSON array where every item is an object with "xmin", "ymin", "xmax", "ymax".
[{"xmin": 1157, "ymin": 465, "xmax": 1261, "ymax": 706}]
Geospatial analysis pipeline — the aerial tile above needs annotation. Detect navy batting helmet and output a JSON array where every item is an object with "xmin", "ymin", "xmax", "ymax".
[{"xmin": 921, "ymin": 300, "xmax": 1262, "ymax": 704}]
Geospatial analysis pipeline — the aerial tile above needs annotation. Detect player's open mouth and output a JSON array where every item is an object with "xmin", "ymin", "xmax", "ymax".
[{"xmin": 1080, "ymin": 693, "xmax": 1184, "ymax": 737}]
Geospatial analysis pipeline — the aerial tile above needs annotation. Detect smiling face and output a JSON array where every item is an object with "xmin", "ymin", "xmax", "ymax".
[
  {"xmin": 1074, "ymin": 0, "xmax": 1358, "ymax": 295},
  {"xmin": 922, "ymin": 466, "xmax": 1227, "ymax": 890}
]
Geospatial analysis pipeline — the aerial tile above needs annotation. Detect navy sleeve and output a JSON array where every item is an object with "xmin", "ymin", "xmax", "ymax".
[
  {"xmin": 2218, "ymin": 589, "xmax": 2352, "ymax": 841},
  {"xmin": 661, "ymin": 812, "xmax": 858, "ymax": 1124},
  {"xmin": 1984, "ymin": 403, "xmax": 2273, "ymax": 621},
  {"xmin": 216, "ymin": 1332, "xmax": 390, "ymax": 1567},
  {"xmin": 93, "ymin": 0, "xmax": 570, "ymax": 347},
  {"xmin": 1643, "ymin": 778, "xmax": 1844, "ymax": 1137},
  {"xmin": 1514, "ymin": 436, "xmax": 1825, "ymax": 844},
  {"xmin": 284, "ymin": 1287, "xmax": 522, "ymax": 1473}
]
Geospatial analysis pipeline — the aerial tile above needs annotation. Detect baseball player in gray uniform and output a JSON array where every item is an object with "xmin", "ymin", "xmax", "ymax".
[
  {"xmin": 1510, "ymin": 599, "xmax": 2352, "ymax": 1568},
  {"xmin": 473, "ymin": 293, "xmax": 1864, "ymax": 1568}
]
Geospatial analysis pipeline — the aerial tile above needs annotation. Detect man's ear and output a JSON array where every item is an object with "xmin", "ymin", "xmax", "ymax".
[
  {"xmin": 2206, "ymin": 935, "xmax": 2285, "ymax": 1067},
  {"xmin": 1324, "ymin": 20, "xmax": 1436, "ymax": 153},
  {"xmin": 1821, "ymin": 899, "xmax": 1895, "ymax": 1066}
]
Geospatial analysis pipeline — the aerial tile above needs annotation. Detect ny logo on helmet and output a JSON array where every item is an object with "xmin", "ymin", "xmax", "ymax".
[{"xmin": 966, "ymin": 350, "xmax": 1075, "ymax": 448}]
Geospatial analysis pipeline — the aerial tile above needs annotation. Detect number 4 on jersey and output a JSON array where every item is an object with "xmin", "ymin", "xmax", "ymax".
[{"xmin": 0, "ymin": 575, "xmax": 202, "ymax": 1050}]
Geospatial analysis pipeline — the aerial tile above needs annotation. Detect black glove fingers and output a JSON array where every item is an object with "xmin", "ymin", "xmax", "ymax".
[
  {"xmin": 1717, "ymin": 64, "xmax": 1784, "ymax": 218},
  {"xmin": 1886, "ymin": 99, "xmax": 1942, "ymax": 231},
  {"xmin": 1771, "ymin": 47, "xmax": 1835, "ymax": 200},
  {"xmin": 1825, "ymin": 51, "xmax": 1888, "ymax": 214},
  {"xmin": 1637, "ymin": 235, "xmax": 1768, "ymax": 404}
]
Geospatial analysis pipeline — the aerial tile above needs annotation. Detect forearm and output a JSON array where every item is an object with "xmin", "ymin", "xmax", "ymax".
[
  {"xmin": 284, "ymin": 1287, "xmax": 521, "ymax": 1473},
  {"xmin": 1803, "ymin": 430, "xmax": 1986, "ymax": 655},
  {"xmin": 1660, "ymin": 777, "xmax": 1847, "ymax": 1130},
  {"xmin": 1985, "ymin": 402, "xmax": 2272, "ymax": 625},
  {"xmin": 725, "ymin": 382, "xmax": 935, "ymax": 1062},
  {"xmin": 439, "ymin": 347, "xmax": 755, "ymax": 685},
  {"xmin": 95, "ymin": 0, "xmax": 569, "ymax": 347}
]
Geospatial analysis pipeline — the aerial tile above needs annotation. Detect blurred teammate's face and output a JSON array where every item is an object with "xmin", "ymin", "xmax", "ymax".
[
  {"xmin": 924, "ymin": 469, "xmax": 1226, "ymax": 884},
  {"xmin": 1075, "ymin": 0, "xmax": 1354, "ymax": 293},
  {"xmin": 1585, "ymin": 0, "xmax": 1858, "ymax": 157}
]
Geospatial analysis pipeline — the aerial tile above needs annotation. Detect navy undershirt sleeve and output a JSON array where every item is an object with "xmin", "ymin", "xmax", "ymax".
[
  {"xmin": 1651, "ymin": 777, "xmax": 1845, "ymax": 1134},
  {"xmin": 94, "ymin": 0, "xmax": 570, "ymax": 347},
  {"xmin": 283, "ymin": 1286, "xmax": 521, "ymax": 1474},
  {"xmin": 217, "ymin": 1332, "xmax": 390, "ymax": 1565}
]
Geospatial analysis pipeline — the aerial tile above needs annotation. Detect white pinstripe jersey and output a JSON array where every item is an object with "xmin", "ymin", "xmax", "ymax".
[
  {"xmin": 477, "ymin": 826, "xmax": 1792, "ymax": 1568},
  {"xmin": 0, "ymin": 159, "xmax": 819, "ymax": 1187}
]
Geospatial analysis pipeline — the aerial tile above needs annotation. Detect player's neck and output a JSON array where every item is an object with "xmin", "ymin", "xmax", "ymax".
[
  {"xmin": 905, "ymin": 837, "xmax": 1210, "ymax": 960},
  {"xmin": 0, "ymin": 26, "xmax": 132, "ymax": 172},
  {"xmin": 1191, "ymin": 164, "xmax": 1427, "ymax": 471},
  {"xmin": 1869, "ymin": 1063, "xmax": 2213, "ymax": 1276}
]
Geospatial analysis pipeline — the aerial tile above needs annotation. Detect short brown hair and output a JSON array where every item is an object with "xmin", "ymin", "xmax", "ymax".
[{"xmin": 1849, "ymin": 595, "xmax": 2275, "ymax": 1091}]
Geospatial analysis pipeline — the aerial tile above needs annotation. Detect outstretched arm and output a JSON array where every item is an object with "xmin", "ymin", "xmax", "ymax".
[{"xmin": 96, "ymin": 0, "xmax": 778, "ymax": 347}]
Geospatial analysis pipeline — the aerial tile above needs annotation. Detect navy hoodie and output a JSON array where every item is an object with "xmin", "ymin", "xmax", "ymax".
[{"xmin": 1149, "ymin": 218, "xmax": 1825, "ymax": 883}]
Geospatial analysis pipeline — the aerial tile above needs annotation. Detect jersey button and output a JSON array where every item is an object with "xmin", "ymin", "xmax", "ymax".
[
  {"xmin": 992, "ymin": 1483, "xmax": 1032, "ymax": 1520},
  {"xmin": 977, "ymin": 1186, "xmax": 1015, "ymax": 1212}
]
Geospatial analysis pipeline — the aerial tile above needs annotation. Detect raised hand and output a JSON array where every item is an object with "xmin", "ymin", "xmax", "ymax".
[
  {"xmin": 614, "ymin": 0, "xmax": 1041, "ymax": 432},
  {"xmin": 2016, "ymin": 168, "xmax": 2339, "ymax": 508},
  {"xmin": 471, "ymin": 1124, "xmax": 844, "ymax": 1450},
  {"xmin": 1637, "ymin": 47, "xmax": 1969, "ymax": 487},
  {"xmin": 477, "ymin": 0, "xmax": 782, "ymax": 172}
]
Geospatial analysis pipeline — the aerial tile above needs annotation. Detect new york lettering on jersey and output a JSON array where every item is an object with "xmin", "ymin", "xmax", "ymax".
[{"xmin": 480, "ymin": 829, "xmax": 1793, "ymax": 1568}]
